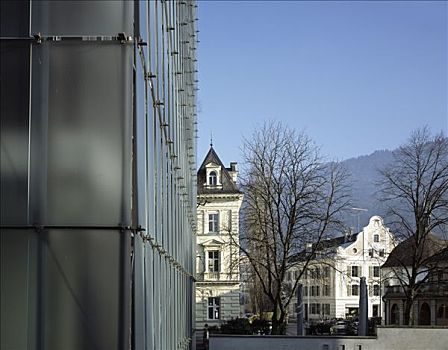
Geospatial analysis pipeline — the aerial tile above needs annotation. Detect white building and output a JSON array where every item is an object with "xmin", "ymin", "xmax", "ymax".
[
  {"xmin": 288, "ymin": 216, "xmax": 396, "ymax": 321},
  {"xmin": 195, "ymin": 146, "xmax": 244, "ymax": 328}
]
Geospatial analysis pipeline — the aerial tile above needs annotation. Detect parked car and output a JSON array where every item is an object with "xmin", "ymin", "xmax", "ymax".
[{"xmin": 331, "ymin": 320, "xmax": 350, "ymax": 335}]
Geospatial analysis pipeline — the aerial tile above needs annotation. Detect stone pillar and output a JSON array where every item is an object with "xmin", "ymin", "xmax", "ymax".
[
  {"xmin": 296, "ymin": 284, "xmax": 304, "ymax": 336},
  {"xmin": 359, "ymin": 277, "xmax": 368, "ymax": 336},
  {"xmin": 431, "ymin": 300, "xmax": 436, "ymax": 325}
]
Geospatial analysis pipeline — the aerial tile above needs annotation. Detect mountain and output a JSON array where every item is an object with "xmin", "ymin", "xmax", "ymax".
[{"xmin": 341, "ymin": 149, "xmax": 394, "ymax": 231}]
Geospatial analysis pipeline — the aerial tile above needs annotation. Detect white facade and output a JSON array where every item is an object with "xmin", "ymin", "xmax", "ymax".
[
  {"xmin": 195, "ymin": 147, "xmax": 243, "ymax": 328},
  {"xmin": 288, "ymin": 216, "xmax": 395, "ymax": 321}
]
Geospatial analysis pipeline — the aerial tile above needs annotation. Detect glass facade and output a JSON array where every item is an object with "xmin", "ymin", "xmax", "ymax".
[{"xmin": 0, "ymin": 1, "xmax": 197, "ymax": 349}]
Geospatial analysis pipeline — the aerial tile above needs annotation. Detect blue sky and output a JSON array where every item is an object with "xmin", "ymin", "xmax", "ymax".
[{"xmin": 196, "ymin": 0, "xmax": 447, "ymax": 166}]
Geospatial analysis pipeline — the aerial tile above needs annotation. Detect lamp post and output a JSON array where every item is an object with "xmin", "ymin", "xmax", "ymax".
[{"xmin": 350, "ymin": 207, "xmax": 368, "ymax": 232}]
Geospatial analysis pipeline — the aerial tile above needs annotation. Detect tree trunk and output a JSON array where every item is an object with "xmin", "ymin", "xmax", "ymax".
[
  {"xmin": 403, "ymin": 299, "xmax": 413, "ymax": 325},
  {"xmin": 271, "ymin": 303, "xmax": 287, "ymax": 335}
]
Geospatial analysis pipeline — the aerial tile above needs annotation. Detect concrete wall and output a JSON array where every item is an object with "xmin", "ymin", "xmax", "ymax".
[{"xmin": 210, "ymin": 327, "xmax": 448, "ymax": 350}]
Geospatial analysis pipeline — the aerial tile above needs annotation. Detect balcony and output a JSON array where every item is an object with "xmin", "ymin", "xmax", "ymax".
[
  {"xmin": 384, "ymin": 282, "xmax": 448, "ymax": 298},
  {"xmin": 197, "ymin": 272, "xmax": 239, "ymax": 283}
]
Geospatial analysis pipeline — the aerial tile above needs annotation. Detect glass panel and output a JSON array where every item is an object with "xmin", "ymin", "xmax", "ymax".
[
  {"xmin": 0, "ymin": 1, "xmax": 30, "ymax": 37},
  {"xmin": 136, "ymin": 48, "xmax": 148, "ymax": 228},
  {"xmin": 31, "ymin": 1, "xmax": 133, "ymax": 36},
  {"xmin": 30, "ymin": 42, "xmax": 133, "ymax": 225},
  {"xmin": 0, "ymin": 229, "xmax": 38, "ymax": 350},
  {"xmin": 145, "ymin": 245, "xmax": 154, "ymax": 350},
  {"xmin": 0, "ymin": 42, "xmax": 30, "ymax": 224},
  {"xmin": 133, "ymin": 235, "xmax": 145, "ymax": 349},
  {"xmin": 42, "ymin": 229, "xmax": 120, "ymax": 350},
  {"xmin": 208, "ymin": 307, "xmax": 213, "ymax": 319},
  {"xmin": 137, "ymin": 0, "xmax": 149, "ymax": 65}
]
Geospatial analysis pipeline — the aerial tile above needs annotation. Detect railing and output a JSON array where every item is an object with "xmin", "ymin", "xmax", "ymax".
[
  {"xmin": 384, "ymin": 282, "xmax": 448, "ymax": 297},
  {"xmin": 196, "ymin": 272, "xmax": 239, "ymax": 282}
]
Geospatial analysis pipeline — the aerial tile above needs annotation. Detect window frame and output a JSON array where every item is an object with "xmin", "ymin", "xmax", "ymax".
[
  {"xmin": 208, "ymin": 297, "xmax": 220, "ymax": 320},
  {"xmin": 373, "ymin": 284, "xmax": 380, "ymax": 296},
  {"xmin": 208, "ymin": 212, "xmax": 219, "ymax": 233},
  {"xmin": 207, "ymin": 250, "xmax": 220, "ymax": 273},
  {"xmin": 373, "ymin": 266, "xmax": 380, "ymax": 278},
  {"xmin": 208, "ymin": 171, "xmax": 217, "ymax": 186}
]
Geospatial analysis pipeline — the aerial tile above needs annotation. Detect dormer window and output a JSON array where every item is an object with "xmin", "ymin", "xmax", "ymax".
[
  {"xmin": 204, "ymin": 163, "xmax": 222, "ymax": 189},
  {"xmin": 209, "ymin": 171, "xmax": 217, "ymax": 186}
]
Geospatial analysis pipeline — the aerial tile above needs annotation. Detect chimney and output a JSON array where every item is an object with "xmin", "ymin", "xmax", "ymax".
[{"xmin": 229, "ymin": 162, "xmax": 238, "ymax": 183}]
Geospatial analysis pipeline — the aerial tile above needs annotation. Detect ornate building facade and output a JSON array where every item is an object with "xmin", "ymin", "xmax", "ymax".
[
  {"xmin": 288, "ymin": 216, "xmax": 396, "ymax": 321},
  {"xmin": 195, "ymin": 146, "xmax": 244, "ymax": 328}
]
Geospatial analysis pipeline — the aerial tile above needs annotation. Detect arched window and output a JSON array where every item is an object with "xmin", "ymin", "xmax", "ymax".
[
  {"xmin": 208, "ymin": 171, "xmax": 217, "ymax": 186},
  {"xmin": 391, "ymin": 303, "xmax": 399, "ymax": 325},
  {"xmin": 437, "ymin": 305, "xmax": 447, "ymax": 319},
  {"xmin": 419, "ymin": 302, "xmax": 431, "ymax": 325}
]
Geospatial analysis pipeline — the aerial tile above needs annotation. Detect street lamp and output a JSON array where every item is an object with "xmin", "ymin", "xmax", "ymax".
[{"xmin": 350, "ymin": 207, "xmax": 368, "ymax": 233}]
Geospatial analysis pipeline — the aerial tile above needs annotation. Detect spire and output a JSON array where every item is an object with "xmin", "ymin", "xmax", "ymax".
[{"xmin": 210, "ymin": 131, "xmax": 213, "ymax": 147}]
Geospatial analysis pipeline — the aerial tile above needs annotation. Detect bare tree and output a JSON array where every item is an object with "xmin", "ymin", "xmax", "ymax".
[
  {"xmin": 238, "ymin": 122, "xmax": 351, "ymax": 334},
  {"xmin": 379, "ymin": 127, "xmax": 448, "ymax": 325}
]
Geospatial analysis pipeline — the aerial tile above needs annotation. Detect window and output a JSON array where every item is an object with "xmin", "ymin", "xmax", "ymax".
[
  {"xmin": 379, "ymin": 249, "xmax": 385, "ymax": 257},
  {"xmin": 311, "ymin": 286, "xmax": 320, "ymax": 297},
  {"xmin": 373, "ymin": 266, "xmax": 380, "ymax": 278},
  {"xmin": 208, "ymin": 213, "xmax": 219, "ymax": 233},
  {"xmin": 437, "ymin": 305, "xmax": 447, "ymax": 319},
  {"xmin": 322, "ymin": 303, "xmax": 330, "ymax": 315},
  {"xmin": 352, "ymin": 284, "xmax": 359, "ymax": 296},
  {"xmin": 207, "ymin": 251, "xmax": 220, "ymax": 272},
  {"xmin": 374, "ymin": 234, "xmax": 379, "ymax": 242},
  {"xmin": 323, "ymin": 285, "xmax": 330, "ymax": 296},
  {"xmin": 369, "ymin": 249, "xmax": 374, "ymax": 257},
  {"xmin": 304, "ymin": 286, "xmax": 308, "ymax": 296},
  {"xmin": 323, "ymin": 266, "xmax": 330, "ymax": 278},
  {"xmin": 208, "ymin": 297, "xmax": 220, "ymax": 319},
  {"xmin": 311, "ymin": 303, "xmax": 321, "ymax": 315},
  {"xmin": 311, "ymin": 286, "xmax": 315, "ymax": 296},
  {"xmin": 373, "ymin": 284, "xmax": 380, "ymax": 296},
  {"xmin": 351, "ymin": 266, "xmax": 359, "ymax": 277},
  {"xmin": 208, "ymin": 171, "xmax": 217, "ymax": 185},
  {"xmin": 391, "ymin": 303, "xmax": 399, "ymax": 324},
  {"xmin": 373, "ymin": 304, "xmax": 379, "ymax": 317}
]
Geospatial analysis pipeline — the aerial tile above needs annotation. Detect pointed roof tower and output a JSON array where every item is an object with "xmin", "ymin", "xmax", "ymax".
[{"xmin": 197, "ymin": 146, "xmax": 241, "ymax": 195}]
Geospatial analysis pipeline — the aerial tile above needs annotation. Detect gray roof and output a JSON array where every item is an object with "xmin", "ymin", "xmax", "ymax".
[
  {"xmin": 382, "ymin": 233, "xmax": 446, "ymax": 268},
  {"xmin": 197, "ymin": 146, "xmax": 241, "ymax": 195}
]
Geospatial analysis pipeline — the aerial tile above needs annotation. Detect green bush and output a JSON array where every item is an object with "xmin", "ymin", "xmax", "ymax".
[
  {"xmin": 251, "ymin": 318, "xmax": 271, "ymax": 335},
  {"xmin": 208, "ymin": 325, "xmax": 220, "ymax": 334},
  {"xmin": 220, "ymin": 318, "xmax": 252, "ymax": 335}
]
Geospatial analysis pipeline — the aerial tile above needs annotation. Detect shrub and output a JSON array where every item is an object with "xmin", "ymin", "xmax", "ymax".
[
  {"xmin": 251, "ymin": 318, "xmax": 271, "ymax": 335},
  {"xmin": 220, "ymin": 318, "xmax": 252, "ymax": 335}
]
